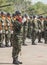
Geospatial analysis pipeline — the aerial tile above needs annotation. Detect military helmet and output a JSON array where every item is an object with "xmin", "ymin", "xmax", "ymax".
[
  {"xmin": 7, "ymin": 12, "xmax": 11, "ymax": 17},
  {"xmin": 24, "ymin": 14, "xmax": 28, "ymax": 18},
  {"xmin": 1, "ymin": 12, "xmax": 4, "ymax": 15},
  {"xmin": 33, "ymin": 15, "xmax": 36, "ymax": 19},
  {"xmin": 1, "ymin": 11, "xmax": 6, "ymax": 16},
  {"xmin": 40, "ymin": 16, "xmax": 43, "ymax": 18},
  {"xmin": 12, "ymin": 13, "xmax": 16, "ymax": 17},
  {"xmin": 15, "ymin": 11, "xmax": 21, "ymax": 15}
]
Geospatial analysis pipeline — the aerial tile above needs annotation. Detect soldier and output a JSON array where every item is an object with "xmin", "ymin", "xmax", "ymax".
[
  {"xmin": 41, "ymin": 16, "xmax": 44, "ymax": 38},
  {"xmin": 44, "ymin": 16, "xmax": 47, "ymax": 44},
  {"xmin": 31, "ymin": 16, "xmax": 37, "ymax": 45},
  {"xmin": 39, "ymin": 16, "xmax": 44, "ymax": 39},
  {"xmin": 0, "ymin": 12, "xmax": 6, "ymax": 47},
  {"xmin": 10, "ymin": 13, "xmax": 15, "ymax": 46},
  {"xmin": 4, "ymin": 13, "xmax": 11, "ymax": 47},
  {"xmin": 32, "ymin": 16, "xmax": 36, "ymax": 45},
  {"xmin": 22, "ymin": 14, "xmax": 28, "ymax": 45},
  {"xmin": 37, "ymin": 16, "xmax": 43, "ymax": 43},
  {"xmin": 12, "ymin": 11, "xmax": 22, "ymax": 64},
  {"xmin": 27, "ymin": 16, "xmax": 31, "ymax": 39}
]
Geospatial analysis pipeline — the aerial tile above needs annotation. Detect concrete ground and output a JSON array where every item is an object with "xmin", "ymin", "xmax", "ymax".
[{"xmin": 0, "ymin": 38, "xmax": 47, "ymax": 65}]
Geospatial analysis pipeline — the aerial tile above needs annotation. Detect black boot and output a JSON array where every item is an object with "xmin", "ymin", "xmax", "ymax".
[
  {"xmin": 45, "ymin": 41, "xmax": 47, "ymax": 44},
  {"xmin": 32, "ymin": 43, "xmax": 37, "ymax": 45},
  {"xmin": 17, "ymin": 61, "xmax": 22, "ymax": 64},
  {"xmin": 38, "ymin": 41, "xmax": 42, "ymax": 43},
  {"xmin": 13, "ymin": 57, "xmax": 22, "ymax": 64},
  {"xmin": 32, "ymin": 42, "xmax": 37, "ymax": 45},
  {"xmin": 23, "ymin": 44, "xmax": 27, "ymax": 46},
  {"xmin": 13, "ymin": 57, "xmax": 18, "ymax": 64}
]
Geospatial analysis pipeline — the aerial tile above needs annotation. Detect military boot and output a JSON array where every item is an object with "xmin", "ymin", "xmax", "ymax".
[
  {"xmin": 13, "ymin": 56, "xmax": 22, "ymax": 64},
  {"xmin": 38, "ymin": 40, "xmax": 43, "ymax": 43},
  {"xmin": 32, "ymin": 43, "xmax": 37, "ymax": 45},
  {"xmin": 0, "ymin": 43, "xmax": 1, "ymax": 47},
  {"xmin": 32, "ymin": 41, "xmax": 37, "ymax": 45},
  {"xmin": 45, "ymin": 40, "xmax": 47, "ymax": 44}
]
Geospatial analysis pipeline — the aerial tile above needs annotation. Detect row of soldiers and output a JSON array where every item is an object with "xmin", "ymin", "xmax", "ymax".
[
  {"xmin": 0, "ymin": 11, "xmax": 47, "ymax": 64},
  {"xmin": 0, "ymin": 11, "xmax": 14, "ymax": 47},
  {"xmin": 0, "ymin": 11, "xmax": 47, "ymax": 47},
  {"xmin": 23, "ymin": 15, "xmax": 47, "ymax": 45}
]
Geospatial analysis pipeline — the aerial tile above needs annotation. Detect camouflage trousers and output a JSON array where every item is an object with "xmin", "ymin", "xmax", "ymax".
[
  {"xmin": 0, "ymin": 33, "xmax": 3, "ymax": 47},
  {"xmin": 31, "ymin": 30, "xmax": 36, "ymax": 44},
  {"xmin": 44, "ymin": 30, "xmax": 47, "ymax": 43},
  {"xmin": 12, "ymin": 34, "xmax": 21, "ymax": 58},
  {"xmin": 5, "ymin": 34, "xmax": 9, "ymax": 46}
]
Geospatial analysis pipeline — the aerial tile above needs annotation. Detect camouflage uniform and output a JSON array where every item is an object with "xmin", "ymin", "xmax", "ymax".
[
  {"xmin": 37, "ymin": 16, "xmax": 43, "ymax": 43},
  {"xmin": 0, "ymin": 20, "xmax": 3, "ymax": 47},
  {"xmin": 44, "ymin": 17, "xmax": 47, "ymax": 44},
  {"xmin": 10, "ymin": 21, "xmax": 13, "ymax": 46},
  {"xmin": 10, "ymin": 14, "xmax": 15, "ymax": 46},
  {"xmin": 5, "ymin": 13, "xmax": 11, "ymax": 47},
  {"xmin": 31, "ymin": 16, "xmax": 38, "ymax": 45},
  {"xmin": 27, "ymin": 19, "xmax": 32, "ymax": 39},
  {"xmin": 41, "ymin": 19, "xmax": 44, "ymax": 38},
  {"xmin": 12, "ymin": 11, "xmax": 22, "ymax": 64},
  {"xmin": 22, "ymin": 14, "xmax": 28, "ymax": 45},
  {"xmin": 0, "ymin": 12, "xmax": 6, "ymax": 47},
  {"xmin": 4, "ymin": 20, "xmax": 9, "ymax": 47}
]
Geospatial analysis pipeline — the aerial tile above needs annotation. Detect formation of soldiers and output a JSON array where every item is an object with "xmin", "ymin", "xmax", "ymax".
[
  {"xmin": 22, "ymin": 15, "xmax": 47, "ymax": 45},
  {"xmin": 0, "ymin": 11, "xmax": 47, "ymax": 47},
  {"xmin": 0, "ymin": 11, "xmax": 47, "ymax": 64},
  {"xmin": 0, "ymin": 12, "xmax": 12, "ymax": 47}
]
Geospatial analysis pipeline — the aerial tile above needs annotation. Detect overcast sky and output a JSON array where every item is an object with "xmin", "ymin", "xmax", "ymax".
[{"xmin": 32, "ymin": 0, "xmax": 47, "ymax": 4}]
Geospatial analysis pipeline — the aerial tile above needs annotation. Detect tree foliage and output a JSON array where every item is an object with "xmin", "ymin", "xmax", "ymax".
[
  {"xmin": 0, "ymin": 0, "xmax": 47, "ymax": 15},
  {"xmin": 28, "ymin": 1, "xmax": 47, "ymax": 15}
]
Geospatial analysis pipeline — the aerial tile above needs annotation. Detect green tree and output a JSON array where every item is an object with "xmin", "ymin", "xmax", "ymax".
[{"xmin": 28, "ymin": 1, "xmax": 47, "ymax": 15}]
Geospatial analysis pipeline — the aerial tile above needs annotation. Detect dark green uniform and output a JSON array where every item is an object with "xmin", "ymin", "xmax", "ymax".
[
  {"xmin": 22, "ymin": 14, "xmax": 28, "ymax": 45},
  {"xmin": 31, "ymin": 19, "xmax": 37, "ymax": 45},
  {"xmin": 41, "ymin": 20, "xmax": 44, "ymax": 38},
  {"xmin": 44, "ymin": 19, "xmax": 47, "ymax": 43},
  {"xmin": 37, "ymin": 19, "xmax": 42, "ymax": 43},
  {"xmin": 12, "ymin": 19, "xmax": 22, "ymax": 64},
  {"xmin": 0, "ymin": 20, "xmax": 3, "ymax": 47},
  {"xmin": 10, "ymin": 21, "xmax": 13, "ymax": 46},
  {"xmin": 10, "ymin": 14, "xmax": 16, "ymax": 46},
  {"xmin": 22, "ymin": 20, "xmax": 28, "ymax": 45},
  {"xmin": 27, "ymin": 19, "xmax": 31, "ymax": 39}
]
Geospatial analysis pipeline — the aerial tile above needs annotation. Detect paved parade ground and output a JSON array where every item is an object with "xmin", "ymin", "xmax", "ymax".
[{"xmin": 0, "ymin": 39, "xmax": 47, "ymax": 65}]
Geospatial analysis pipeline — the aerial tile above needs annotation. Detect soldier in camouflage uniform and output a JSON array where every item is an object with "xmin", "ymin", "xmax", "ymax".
[
  {"xmin": 22, "ymin": 14, "xmax": 28, "ymax": 45},
  {"xmin": 5, "ymin": 13, "xmax": 11, "ymax": 47},
  {"xmin": 40, "ymin": 16, "xmax": 44, "ymax": 38},
  {"xmin": 37, "ymin": 16, "xmax": 43, "ymax": 43},
  {"xmin": 27, "ymin": 16, "xmax": 32, "ymax": 39},
  {"xmin": 10, "ymin": 13, "xmax": 15, "ymax": 46},
  {"xmin": 31, "ymin": 16, "xmax": 37, "ymax": 45},
  {"xmin": 44, "ymin": 16, "xmax": 47, "ymax": 44},
  {"xmin": 0, "ymin": 12, "xmax": 6, "ymax": 47},
  {"xmin": 12, "ymin": 11, "xmax": 22, "ymax": 64}
]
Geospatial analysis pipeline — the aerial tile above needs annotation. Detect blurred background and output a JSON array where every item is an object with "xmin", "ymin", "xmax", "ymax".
[{"xmin": 0, "ymin": 0, "xmax": 47, "ymax": 15}]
